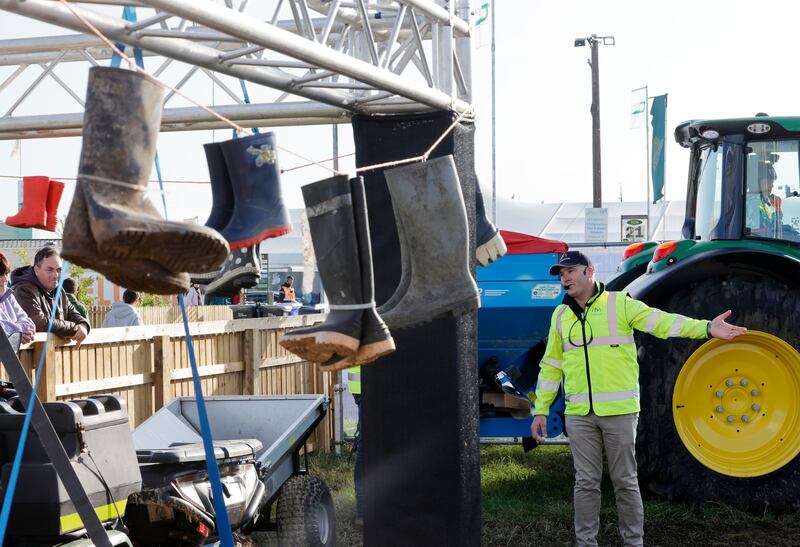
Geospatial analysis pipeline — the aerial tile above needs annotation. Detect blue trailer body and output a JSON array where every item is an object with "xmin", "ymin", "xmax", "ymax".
[{"xmin": 477, "ymin": 251, "xmax": 567, "ymax": 440}]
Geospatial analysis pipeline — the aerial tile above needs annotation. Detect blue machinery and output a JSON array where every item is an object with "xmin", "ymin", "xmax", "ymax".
[{"xmin": 477, "ymin": 243, "xmax": 567, "ymax": 443}]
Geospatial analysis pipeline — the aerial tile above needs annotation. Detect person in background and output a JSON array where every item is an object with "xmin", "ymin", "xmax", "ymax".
[
  {"xmin": 277, "ymin": 275, "xmax": 296, "ymax": 302},
  {"xmin": 0, "ymin": 253, "xmax": 35, "ymax": 344},
  {"xmin": 185, "ymin": 283, "xmax": 203, "ymax": 306},
  {"xmin": 231, "ymin": 288, "xmax": 245, "ymax": 305},
  {"xmin": 102, "ymin": 289, "xmax": 143, "ymax": 328},
  {"xmin": 347, "ymin": 365, "xmax": 364, "ymax": 527},
  {"xmin": 12, "ymin": 246, "xmax": 90, "ymax": 346},
  {"xmin": 62, "ymin": 277, "xmax": 89, "ymax": 318}
]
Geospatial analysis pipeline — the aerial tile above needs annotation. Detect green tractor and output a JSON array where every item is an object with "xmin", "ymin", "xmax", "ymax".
[{"xmin": 620, "ymin": 115, "xmax": 800, "ymax": 512}]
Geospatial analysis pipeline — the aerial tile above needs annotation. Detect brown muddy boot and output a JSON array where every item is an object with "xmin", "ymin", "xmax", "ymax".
[
  {"xmin": 62, "ymin": 178, "xmax": 189, "ymax": 294},
  {"xmin": 378, "ymin": 155, "xmax": 479, "ymax": 329},
  {"xmin": 78, "ymin": 67, "xmax": 228, "ymax": 274},
  {"xmin": 279, "ymin": 175, "xmax": 364, "ymax": 363},
  {"xmin": 320, "ymin": 176, "xmax": 394, "ymax": 373}
]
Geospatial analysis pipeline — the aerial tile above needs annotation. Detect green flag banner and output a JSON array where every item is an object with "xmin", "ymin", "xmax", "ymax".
[{"xmin": 650, "ymin": 94, "xmax": 667, "ymax": 203}]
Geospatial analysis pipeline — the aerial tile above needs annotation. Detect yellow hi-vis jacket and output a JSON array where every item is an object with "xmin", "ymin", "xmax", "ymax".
[
  {"xmin": 533, "ymin": 283, "xmax": 710, "ymax": 417},
  {"xmin": 347, "ymin": 366, "xmax": 361, "ymax": 395}
]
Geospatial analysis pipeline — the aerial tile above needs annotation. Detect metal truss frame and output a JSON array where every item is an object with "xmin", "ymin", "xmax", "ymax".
[{"xmin": 0, "ymin": 0, "xmax": 473, "ymax": 140}]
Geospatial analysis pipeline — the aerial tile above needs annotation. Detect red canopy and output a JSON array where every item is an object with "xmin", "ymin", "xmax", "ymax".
[{"xmin": 499, "ymin": 230, "xmax": 568, "ymax": 255}]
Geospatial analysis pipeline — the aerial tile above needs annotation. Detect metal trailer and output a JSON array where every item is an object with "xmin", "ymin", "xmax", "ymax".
[
  {"xmin": 132, "ymin": 394, "xmax": 335, "ymax": 546},
  {"xmin": 477, "ymin": 233, "xmax": 568, "ymax": 446}
]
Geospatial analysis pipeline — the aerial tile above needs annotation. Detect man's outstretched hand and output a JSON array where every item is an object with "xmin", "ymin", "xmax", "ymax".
[{"xmin": 709, "ymin": 310, "xmax": 747, "ymax": 340}]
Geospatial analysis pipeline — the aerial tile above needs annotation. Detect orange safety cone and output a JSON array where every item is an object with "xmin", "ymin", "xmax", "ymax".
[
  {"xmin": 5, "ymin": 176, "xmax": 49, "ymax": 229},
  {"xmin": 39, "ymin": 179, "xmax": 65, "ymax": 232}
]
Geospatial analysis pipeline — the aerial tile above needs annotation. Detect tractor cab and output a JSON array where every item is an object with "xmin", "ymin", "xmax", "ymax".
[{"xmin": 676, "ymin": 116, "xmax": 800, "ymax": 245}]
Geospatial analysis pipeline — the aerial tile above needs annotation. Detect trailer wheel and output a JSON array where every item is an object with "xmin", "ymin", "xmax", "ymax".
[
  {"xmin": 637, "ymin": 274, "xmax": 800, "ymax": 512},
  {"xmin": 276, "ymin": 474, "xmax": 336, "ymax": 547}
]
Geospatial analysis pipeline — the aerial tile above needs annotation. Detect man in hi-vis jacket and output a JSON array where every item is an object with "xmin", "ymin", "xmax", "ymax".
[{"xmin": 531, "ymin": 251, "xmax": 746, "ymax": 547}]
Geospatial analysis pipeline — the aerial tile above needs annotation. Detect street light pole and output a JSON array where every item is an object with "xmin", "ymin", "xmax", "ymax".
[
  {"xmin": 589, "ymin": 37, "xmax": 601, "ymax": 209},
  {"xmin": 575, "ymin": 34, "xmax": 614, "ymax": 209}
]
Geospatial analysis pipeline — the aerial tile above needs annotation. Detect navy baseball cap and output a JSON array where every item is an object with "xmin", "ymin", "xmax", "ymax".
[{"xmin": 549, "ymin": 251, "xmax": 592, "ymax": 276}]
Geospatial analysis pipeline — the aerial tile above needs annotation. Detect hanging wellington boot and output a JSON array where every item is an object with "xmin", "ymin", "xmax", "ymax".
[
  {"xmin": 5, "ymin": 176, "xmax": 49, "ymax": 228},
  {"xmin": 279, "ymin": 175, "xmax": 365, "ymax": 363},
  {"xmin": 188, "ymin": 142, "xmax": 238, "ymax": 283},
  {"xmin": 218, "ymin": 132, "xmax": 292, "ymax": 250},
  {"xmin": 38, "ymin": 179, "xmax": 65, "ymax": 232},
  {"xmin": 62, "ymin": 66, "xmax": 193, "ymax": 294},
  {"xmin": 204, "ymin": 245, "xmax": 261, "ymax": 298},
  {"xmin": 320, "ymin": 177, "xmax": 395, "ymax": 372},
  {"xmin": 475, "ymin": 182, "xmax": 507, "ymax": 266},
  {"xmin": 78, "ymin": 66, "xmax": 228, "ymax": 274},
  {"xmin": 378, "ymin": 155, "xmax": 480, "ymax": 330}
]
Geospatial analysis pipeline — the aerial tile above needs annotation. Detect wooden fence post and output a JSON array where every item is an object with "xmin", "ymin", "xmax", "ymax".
[
  {"xmin": 243, "ymin": 328, "xmax": 261, "ymax": 396},
  {"xmin": 153, "ymin": 335, "xmax": 173, "ymax": 409},
  {"xmin": 34, "ymin": 338, "xmax": 57, "ymax": 402}
]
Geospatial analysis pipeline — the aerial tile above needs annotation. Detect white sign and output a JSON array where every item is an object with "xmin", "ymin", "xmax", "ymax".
[
  {"xmin": 531, "ymin": 284, "xmax": 562, "ymax": 299},
  {"xmin": 621, "ymin": 215, "xmax": 649, "ymax": 242},
  {"xmin": 585, "ymin": 207, "xmax": 608, "ymax": 243}
]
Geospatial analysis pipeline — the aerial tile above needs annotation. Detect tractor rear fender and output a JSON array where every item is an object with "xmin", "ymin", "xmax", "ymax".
[{"xmin": 624, "ymin": 247, "xmax": 800, "ymax": 308}]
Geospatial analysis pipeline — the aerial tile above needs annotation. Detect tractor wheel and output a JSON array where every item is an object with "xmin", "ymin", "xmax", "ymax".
[
  {"xmin": 637, "ymin": 274, "xmax": 800, "ymax": 512},
  {"xmin": 276, "ymin": 474, "xmax": 336, "ymax": 547}
]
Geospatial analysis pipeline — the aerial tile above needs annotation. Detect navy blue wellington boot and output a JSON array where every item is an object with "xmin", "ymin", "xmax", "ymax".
[
  {"xmin": 218, "ymin": 132, "xmax": 292, "ymax": 250},
  {"xmin": 203, "ymin": 142, "xmax": 235, "ymax": 231},
  {"xmin": 476, "ymin": 181, "xmax": 507, "ymax": 266}
]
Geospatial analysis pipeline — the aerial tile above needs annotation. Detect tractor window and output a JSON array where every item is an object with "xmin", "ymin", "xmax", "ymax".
[
  {"xmin": 695, "ymin": 146, "xmax": 723, "ymax": 240},
  {"xmin": 745, "ymin": 140, "xmax": 800, "ymax": 242}
]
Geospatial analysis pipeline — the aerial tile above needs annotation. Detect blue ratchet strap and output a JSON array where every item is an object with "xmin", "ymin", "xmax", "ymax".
[
  {"xmin": 178, "ymin": 294, "xmax": 234, "ymax": 547},
  {"xmin": 111, "ymin": 7, "xmax": 169, "ymax": 218},
  {"xmin": 232, "ymin": 79, "xmax": 259, "ymax": 139},
  {"xmin": 0, "ymin": 263, "xmax": 110, "ymax": 546}
]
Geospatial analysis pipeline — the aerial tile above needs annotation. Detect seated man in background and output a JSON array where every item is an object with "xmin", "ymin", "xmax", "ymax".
[
  {"xmin": 102, "ymin": 289, "xmax": 143, "ymax": 328},
  {"xmin": 11, "ymin": 246, "xmax": 90, "ymax": 346}
]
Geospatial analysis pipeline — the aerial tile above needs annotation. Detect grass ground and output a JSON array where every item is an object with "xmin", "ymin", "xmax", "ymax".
[{"xmin": 255, "ymin": 445, "xmax": 800, "ymax": 546}]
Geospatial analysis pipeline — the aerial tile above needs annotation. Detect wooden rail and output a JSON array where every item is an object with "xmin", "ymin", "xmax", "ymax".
[
  {"xmin": 4, "ymin": 314, "xmax": 337, "ymax": 452},
  {"xmin": 86, "ymin": 304, "xmax": 234, "ymax": 327}
]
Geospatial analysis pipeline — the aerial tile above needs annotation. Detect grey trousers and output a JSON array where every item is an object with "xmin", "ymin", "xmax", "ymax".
[{"xmin": 565, "ymin": 412, "xmax": 643, "ymax": 547}]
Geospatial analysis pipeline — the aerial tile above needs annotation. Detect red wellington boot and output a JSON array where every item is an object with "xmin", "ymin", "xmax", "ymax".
[
  {"xmin": 40, "ymin": 179, "xmax": 65, "ymax": 231},
  {"xmin": 5, "ymin": 176, "xmax": 49, "ymax": 229}
]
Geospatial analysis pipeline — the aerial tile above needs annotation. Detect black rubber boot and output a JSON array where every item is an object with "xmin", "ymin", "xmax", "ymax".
[
  {"xmin": 279, "ymin": 175, "xmax": 364, "ymax": 362},
  {"xmin": 203, "ymin": 141, "xmax": 235, "ymax": 232},
  {"xmin": 78, "ymin": 67, "xmax": 229, "ymax": 275},
  {"xmin": 204, "ymin": 245, "xmax": 261, "ymax": 298},
  {"xmin": 475, "ymin": 182, "xmax": 507, "ymax": 266},
  {"xmin": 320, "ymin": 177, "xmax": 394, "ymax": 372},
  {"xmin": 218, "ymin": 132, "xmax": 292, "ymax": 250},
  {"xmin": 378, "ymin": 155, "xmax": 480, "ymax": 329}
]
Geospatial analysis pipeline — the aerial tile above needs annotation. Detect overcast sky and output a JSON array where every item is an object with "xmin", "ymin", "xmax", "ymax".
[{"xmin": 1, "ymin": 0, "xmax": 798, "ymax": 230}]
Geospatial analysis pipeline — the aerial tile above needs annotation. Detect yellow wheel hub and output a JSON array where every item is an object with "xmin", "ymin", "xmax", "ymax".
[{"xmin": 673, "ymin": 330, "xmax": 800, "ymax": 477}]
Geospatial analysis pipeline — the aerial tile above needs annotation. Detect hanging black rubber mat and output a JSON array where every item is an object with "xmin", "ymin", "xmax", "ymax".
[{"xmin": 351, "ymin": 111, "xmax": 480, "ymax": 547}]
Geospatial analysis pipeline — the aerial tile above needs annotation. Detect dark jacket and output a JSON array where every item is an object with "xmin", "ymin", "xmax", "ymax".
[
  {"xmin": 11, "ymin": 266, "xmax": 91, "ymax": 337},
  {"xmin": 66, "ymin": 293, "xmax": 89, "ymax": 318}
]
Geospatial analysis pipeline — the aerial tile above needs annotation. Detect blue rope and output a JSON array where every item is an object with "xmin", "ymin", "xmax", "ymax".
[
  {"xmin": 177, "ymin": 294, "xmax": 234, "ymax": 546},
  {"xmin": 111, "ymin": 7, "xmax": 168, "ymax": 218},
  {"xmin": 0, "ymin": 263, "xmax": 69, "ymax": 544},
  {"xmin": 238, "ymin": 80, "xmax": 259, "ymax": 135}
]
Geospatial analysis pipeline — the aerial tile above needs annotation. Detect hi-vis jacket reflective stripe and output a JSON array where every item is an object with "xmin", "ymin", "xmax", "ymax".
[
  {"xmin": 533, "ymin": 283, "xmax": 710, "ymax": 417},
  {"xmin": 347, "ymin": 366, "xmax": 361, "ymax": 395}
]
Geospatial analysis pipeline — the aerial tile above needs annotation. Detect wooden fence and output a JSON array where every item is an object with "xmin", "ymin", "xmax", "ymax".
[
  {"xmin": 6, "ymin": 315, "xmax": 336, "ymax": 452},
  {"xmin": 86, "ymin": 304, "xmax": 234, "ymax": 327}
]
